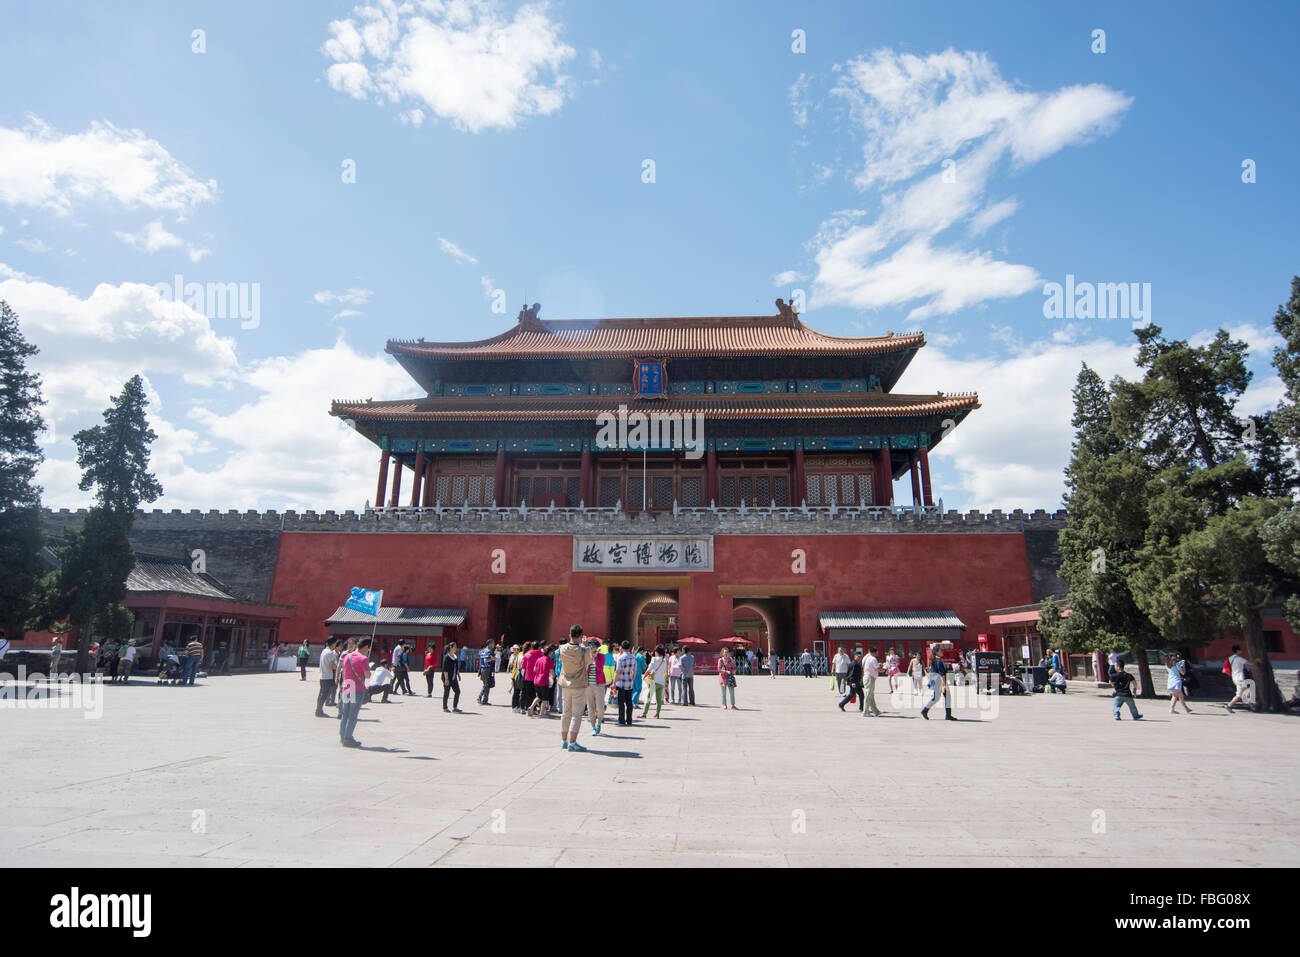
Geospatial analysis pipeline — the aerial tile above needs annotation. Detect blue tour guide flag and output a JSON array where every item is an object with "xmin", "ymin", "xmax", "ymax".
[{"xmin": 345, "ymin": 587, "xmax": 383, "ymax": 616}]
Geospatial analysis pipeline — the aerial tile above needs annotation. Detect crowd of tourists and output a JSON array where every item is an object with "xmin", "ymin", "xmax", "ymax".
[
  {"xmin": 310, "ymin": 627, "xmax": 751, "ymax": 748},
  {"xmin": 828, "ymin": 643, "xmax": 961, "ymax": 720}
]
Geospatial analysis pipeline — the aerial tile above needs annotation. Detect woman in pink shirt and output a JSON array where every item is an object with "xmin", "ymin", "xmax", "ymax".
[
  {"xmin": 518, "ymin": 642, "xmax": 541, "ymax": 715},
  {"xmin": 529, "ymin": 643, "xmax": 555, "ymax": 717}
]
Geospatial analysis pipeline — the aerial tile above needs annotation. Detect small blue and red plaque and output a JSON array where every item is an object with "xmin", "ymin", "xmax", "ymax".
[{"xmin": 634, "ymin": 359, "xmax": 667, "ymax": 399}]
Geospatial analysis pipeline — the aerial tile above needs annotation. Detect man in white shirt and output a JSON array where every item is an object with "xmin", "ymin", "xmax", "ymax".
[
  {"xmin": 316, "ymin": 637, "xmax": 339, "ymax": 716},
  {"xmin": 366, "ymin": 661, "xmax": 394, "ymax": 703},
  {"xmin": 1225, "ymin": 645, "xmax": 1252, "ymax": 713},
  {"xmin": 800, "ymin": 648, "xmax": 813, "ymax": 678},
  {"xmin": 832, "ymin": 647, "xmax": 850, "ymax": 693},
  {"xmin": 118, "ymin": 641, "xmax": 137, "ymax": 683},
  {"xmin": 862, "ymin": 646, "xmax": 883, "ymax": 716}
]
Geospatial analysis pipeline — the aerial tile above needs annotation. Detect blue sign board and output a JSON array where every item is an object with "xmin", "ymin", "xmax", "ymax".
[{"xmin": 636, "ymin": 360, "xmax": 665, "ymax": 397}]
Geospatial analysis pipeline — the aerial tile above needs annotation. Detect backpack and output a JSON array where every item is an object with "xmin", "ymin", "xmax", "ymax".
[
  {"xmin": 1221, "ymin": 658, "xmax": 1232, "ymax": 677},
  {"xmin": 560, "ymin": 645, "xmax": 587, "ymax": 683}
]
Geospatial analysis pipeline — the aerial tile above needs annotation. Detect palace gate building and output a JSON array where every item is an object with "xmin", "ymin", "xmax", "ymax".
[{"xmin": 34, "ymin": 302, "xmax": 1078, "ymax": 671}]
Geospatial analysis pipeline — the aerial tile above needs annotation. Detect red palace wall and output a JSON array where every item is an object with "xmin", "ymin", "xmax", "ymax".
[{"xmin": 268, "ymin": 531, "xmax": 1037, "ymax": 652}]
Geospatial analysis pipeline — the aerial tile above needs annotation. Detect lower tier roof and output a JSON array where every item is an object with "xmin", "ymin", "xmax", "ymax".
[{"xmin": 330, "ymin": 391, "xmax": 980, "ymax": 423}]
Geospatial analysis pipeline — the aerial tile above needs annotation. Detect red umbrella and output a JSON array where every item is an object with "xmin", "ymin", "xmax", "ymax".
[
  {"xmin": 676, "ymin": 635, "xmax": 707, "ymax": 644},
  {"xmin": 720, "ymin": 635, "xmax": 752, "ymax": 644}
]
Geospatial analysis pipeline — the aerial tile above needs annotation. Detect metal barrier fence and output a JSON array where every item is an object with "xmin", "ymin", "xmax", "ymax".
[{"xmin": 771, "ymin": 655, "xmax": 830, "ymax": 676}]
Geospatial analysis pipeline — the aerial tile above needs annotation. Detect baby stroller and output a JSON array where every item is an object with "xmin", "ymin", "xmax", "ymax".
[{"xmin": 157, "ymin": 650, "xmax": 184, "ymax": 684}]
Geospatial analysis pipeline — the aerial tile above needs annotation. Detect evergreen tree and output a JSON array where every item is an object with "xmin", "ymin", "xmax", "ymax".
[
  {"xmin": 1261, "ymin": 276, "xmax": 1300, "ymax": 660},
  {"xmin": 59, "ymin": 376, "xmax": 162, "ymax": 672},
  {"xmin": 1269, "ymin": 275, "xmax": 1300, "ymax": 447},
  {"xmin": 1118, "ymin": 321, "xmax": 1292, "ymax": 712},
  {"xmin": 74, "ymin": 374, "xmax": 163, "ymax": 516},
  {"xmin": 1050, "ymin": 365, "xmax": 1163, "ymax": 695},
  {"xmin": 0, "ymin": 300, "xmax": 48, "ymax": 642}
]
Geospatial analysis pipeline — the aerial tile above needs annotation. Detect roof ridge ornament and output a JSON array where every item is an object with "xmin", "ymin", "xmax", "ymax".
[
  {"xmin": 774, "ymin": 298, "xmax": 800, "ymax": 326},
  {"xmin": 517, "ymin": 302, "xmax": 547, "ymax": 332}
]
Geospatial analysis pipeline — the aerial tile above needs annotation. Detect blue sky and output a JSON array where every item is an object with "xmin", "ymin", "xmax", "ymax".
[{"xmin": 1, "ymin": 0, "xmax": 1296, "ymax": 512}]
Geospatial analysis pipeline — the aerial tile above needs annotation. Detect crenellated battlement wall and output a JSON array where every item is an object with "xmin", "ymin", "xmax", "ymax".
[
  {"xmin": 42, "ymin": 506, "xmax": 1067, "ymax": 536},
  {"xmin": 39, "ymin": 505, "xmax": 1070, "ymax": 617}
]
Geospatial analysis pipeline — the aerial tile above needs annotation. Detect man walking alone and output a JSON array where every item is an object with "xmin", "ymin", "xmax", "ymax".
[
  {"xmin": 316, "ymin": 637, "xmax": 338, "ymax": 717},
  {"xmin": 862, "ymin": 645, "xmax": 883, "ymax": 717},
  {"xmin": 921, "ymin": 643, "xmax": 957, "ymax": 721},
  {"xmin": 477, "ymin": 638, "xmax": 496, "ymax": 705},
  {"xmin": 838, "ymin": 650, "xmax": 864, "ymax": 711},
  {"xmin": 614, "ymin": 640, "xmax": 636, "ymax": 725},
  {"xmin": 679, "ymin": 645, "xmax": 696, "ymax": 706},
  {"xmin": 1110, "ymin": 661, "xmax": 1143, "ymax": 721}
]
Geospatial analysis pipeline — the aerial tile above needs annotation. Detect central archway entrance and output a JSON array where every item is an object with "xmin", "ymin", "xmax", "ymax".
[
  {"xmin": 731, "ymin": 596, "xmax": 799, "ymax": 660},
  {"xmin": 607, "ymin": 588, "xmax": 678, "ymax": 649}
]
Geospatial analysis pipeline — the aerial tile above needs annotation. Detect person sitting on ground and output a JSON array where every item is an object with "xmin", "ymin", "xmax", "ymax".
[
  {"xmin": 366, "ymin": 660, "xmax": 395, "ymax": 703},
  {"xmin": 1047, "ymin": 668, "xmax": 1067, "ymax": 694},
  {"xmin": 1285, "ymin": 670, "xmax": 1300, "ymax": 714}
]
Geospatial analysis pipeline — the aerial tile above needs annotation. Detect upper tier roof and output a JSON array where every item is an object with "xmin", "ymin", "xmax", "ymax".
[{"xmin": 387, "ymin": 302, "xmax": 925, "ymax": 361}]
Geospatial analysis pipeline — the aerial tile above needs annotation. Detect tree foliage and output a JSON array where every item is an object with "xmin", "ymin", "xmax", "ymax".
[
  {"xmin": 59, "ymin": 376, "xmax": 162, "ymax": 672},
  {"xmin": 0, "ymin": 300, "xmax": 48, "ymax": 641}
]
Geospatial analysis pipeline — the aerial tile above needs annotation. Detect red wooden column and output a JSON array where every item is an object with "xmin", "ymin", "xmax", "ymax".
[
  {"xmin": 409, "ymin": 450, "xmax": 425, "ymax": 507},
  {"xmin": 493, "ymin": 450, "xmax": 507, "ymax": 506},
  {"xmin": 793, "ymin": 448, "xmax": 806, "ymax": 505},
  {"xmin": 918, "ymin": 447, "xmax": 934, "ymax": 506},
  {"xmin": 579, "ymin": 450, "xmax": 592, "ymax": 505},
  {"xmin": 375, "ymin": 452, "xmax": 390, "ymax": 509},
  {"xmin": 422, "ymin": 458, "xmax": 435, "ymax": 506},
  {"xmin": 151, "ymin": 611, "xmax": 166, "ymax": 660},
  {"xmin": 389, "ymin": 460, "xmax": 403, "ymax": 507},
  {"xmin": 909, "ymin": 453, "xmax": 922, "ymax": 505},
  {"xmin": 877, "ymin": 450, "xmax": 893, "ymax": 505},
  {"xmin": 706, "ymin": 449, "xmax": 719, "ymax": 505}
]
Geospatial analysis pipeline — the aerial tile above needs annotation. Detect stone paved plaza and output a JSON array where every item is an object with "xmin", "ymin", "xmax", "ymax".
[{"xmin": 2, "ymin": 671, "xmax": 1296, "ymax": 867}]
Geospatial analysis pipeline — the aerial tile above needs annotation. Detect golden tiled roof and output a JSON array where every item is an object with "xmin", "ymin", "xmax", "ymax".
[{"xmin": 388, "ymin": 313, "xmax": 925, "ymax": 360}]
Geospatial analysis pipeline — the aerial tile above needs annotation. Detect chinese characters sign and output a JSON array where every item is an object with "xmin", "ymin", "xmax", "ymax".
[
  {"xmin": 573, "ymin": 536, "xmax": 713, "ymax": 572},
  {"xmin": 635, "ymin": 360, "xmax": 666, "ymax": 398}
]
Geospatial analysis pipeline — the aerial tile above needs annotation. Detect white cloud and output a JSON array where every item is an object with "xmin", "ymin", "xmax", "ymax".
[
  {"xmin": 3, "ymin": 265, "xmax": 410, "ymax": 510},
  {"xmin": 786, "ymin": 49, "xmax": 1131, "ymax": 319},
  {"xmin": 437, "ymin": 236, "xmax": 478, "ymax": 266},
  {"xmin": 772, "ymin": 269, "xmax": 806, "ymax": 286},
  {"xmin": 899, "ymin": 319, "xmax": 1285, "ymax": 511},
  {"xmin": 112, "ymin": 218, "xmax": 212, "ymax": 264},
  {"xmin": 1, "ymin": 267, "xmax": 239, "ymax": 422},
  {"xmin": 0, "ymin": 116, "xmax": 218, "ymax": 215},
  {"xmin": 312, "ymin": 287, "xmax": 372, "ymax": 306},
  {"xmin": 900, "ymin": 334, "xmax": 1140, "ymax": 511},
  {"xmin": 969, "ymin": 197, "xmax": 1018, "ymax": 236},
  {"xmin": 14, "ymin": 237, "xmax": 52, "ymax": 253},
  {"xmin": 322, "ymin": 0, "xmax": 577, "ymax": 133}
]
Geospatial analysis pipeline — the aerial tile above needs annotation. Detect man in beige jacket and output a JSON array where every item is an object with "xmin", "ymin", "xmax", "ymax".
[{"xmin": 557, "ymin": 625, "xmax": 592, "ymax": 752}]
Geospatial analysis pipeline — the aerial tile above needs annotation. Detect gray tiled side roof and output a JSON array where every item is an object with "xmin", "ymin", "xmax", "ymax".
[
  {"xmin": 325, "ymin": 606, "xmax": 468, "ymax": 627},
  {"xmin": 818, "ymin": 610, "xmax": 965, "ymax": 630}
]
